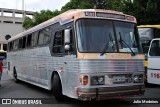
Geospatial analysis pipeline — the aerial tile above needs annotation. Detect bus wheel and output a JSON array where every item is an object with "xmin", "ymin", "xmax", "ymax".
[
  {"xmin": 53, "ymin": 74, "xmax": 64, "ymax": 101},
  {"xmin": 13, "ymin": 68, "xmax": 19, "ymax": 83}
]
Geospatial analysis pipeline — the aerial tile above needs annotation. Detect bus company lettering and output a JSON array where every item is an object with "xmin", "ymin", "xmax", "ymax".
[
  {"xmin": 151, "ymin": 73, "xmax": 160, "ymax": 78},
  {"xmin": 84, "ymin": 12, "xmax": 95, "ymax": 17},
  {"xmin": 11, "ymin": 99, "xmax": 42, "ymax": 104}
]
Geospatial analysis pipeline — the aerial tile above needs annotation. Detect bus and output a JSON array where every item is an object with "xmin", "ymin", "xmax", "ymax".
[
  {"xmin": 138, "ymin": 25, "xmax": 160, "ymax": 83},
  {"xmin": 138, "ymin": 25, "xmax": 160, "ymax": 55},
  {"xmin": 147, "ymin": 38, "xmax": 160, "ymax": 85},
  {"xmin": 7, "ymin": 9, "xmax": 145, "ymax": 101}
]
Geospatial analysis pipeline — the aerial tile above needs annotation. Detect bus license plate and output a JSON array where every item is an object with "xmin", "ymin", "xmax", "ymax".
[{"xmin": 113, "ymin": 76, "xmax": 126, "ymax": 83}]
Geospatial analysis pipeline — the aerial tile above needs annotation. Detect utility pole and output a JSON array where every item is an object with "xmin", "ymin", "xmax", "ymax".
[
  {"xmin": 22, "ymin": 0, "xmax": 25, "ymax": 31},
  {"xmin": 22, "ymin": 0, "xmax": 24, "ymax": 18}
]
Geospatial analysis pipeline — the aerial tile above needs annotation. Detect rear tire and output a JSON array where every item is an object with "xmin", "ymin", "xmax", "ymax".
[
  {"xmin": 53, "ymin": 74, "xmax": 64, "ymax": 101},
  {"xmin": 13, "ymin": 68, "xmax": 19, "ymax": 83}
]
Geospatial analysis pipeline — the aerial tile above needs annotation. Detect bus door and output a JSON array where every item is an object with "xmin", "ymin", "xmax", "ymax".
[{"xmin": 147, "ymin": 39, "xmax": 160, "ymax": 84}]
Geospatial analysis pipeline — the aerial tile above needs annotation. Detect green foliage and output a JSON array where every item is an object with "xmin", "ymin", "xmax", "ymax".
[
  {"xmin": 23, "ymin": 10, "xmax": 61, "ymax": 29},
  {"xmin": 22, "ymin": 17, "xmax": 34, "ymax": 30},
  {"xmin": 129, "ymin": 0, "xmax": 160, "ymax": 25},
  {"xmin": 23, "ymin": 0, "xmax": 160, "ymax": 29}
]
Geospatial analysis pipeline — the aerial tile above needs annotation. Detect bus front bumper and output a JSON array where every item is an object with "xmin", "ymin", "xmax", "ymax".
[{"xmin": 77, "ymin": 85, "xmax": 145, "ymax": 101}]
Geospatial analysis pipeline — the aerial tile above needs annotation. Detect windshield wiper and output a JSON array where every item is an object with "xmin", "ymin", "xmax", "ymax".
[
  {"xmin": 100, "ymin": 33, "xmax": 114, "ymax": 56},
  {"xmin": 119, "ymin": 32, "xmax": 136, "ymax": 56}
]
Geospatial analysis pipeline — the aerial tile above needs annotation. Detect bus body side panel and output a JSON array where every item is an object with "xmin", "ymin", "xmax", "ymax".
[
  {"xmin": 50, "ymin": 55, "xmax": 79, "ymax": 99},
  {"xmin": 147, "ymin": 57, "xmax": 160, "ymax": 84},
  {"xmin": 147, "ymin": 39, "xmax": 160, "ymax": 85},
  {"xmin": 8, "ymin": 47, "xmax": 51, "ymax": 89},
  {"xmin": 7, "ymin": 46, "xmax": 80, "ymax": 98}
]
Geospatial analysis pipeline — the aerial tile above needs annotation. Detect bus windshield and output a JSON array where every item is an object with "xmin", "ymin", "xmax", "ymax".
[
  {"xmin": 76, "ymin": 19, "xmax": 142, "ymax": 53},
  {"xmin": 138, "ymin": 28, "xmax": 154, "ymax": 54}
]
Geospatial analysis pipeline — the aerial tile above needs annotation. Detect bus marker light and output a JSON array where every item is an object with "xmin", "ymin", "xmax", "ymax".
[{"xmin": 83, "ymin": 76, "xmax": 88, "ymax": 85}]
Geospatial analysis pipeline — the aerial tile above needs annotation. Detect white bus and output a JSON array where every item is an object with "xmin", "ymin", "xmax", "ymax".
[
  {"xmin": 138, "ymin": 25, "xmax": 160, "ymax": 83},
  {"xmin": 147, "ymin": 38, "xmax": 160, "ymax": 85},
  {"xmin": 7, "ymin": 9, "xmax": 145, "ymax": 101}
]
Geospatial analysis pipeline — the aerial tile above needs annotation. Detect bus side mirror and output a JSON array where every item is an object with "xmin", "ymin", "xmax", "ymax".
[
  {"xmin": 64, "ymin": 29, "xmax": 71, "ymax": 44},
  {"xmin": 64, "ymin": 29, "xmax": 71, "ymax": 51}
]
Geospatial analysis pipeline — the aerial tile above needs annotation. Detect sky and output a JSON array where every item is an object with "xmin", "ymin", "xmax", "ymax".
[{"xmin": 0, "ymin": 0, "xmax": 70, "ymax": 12}]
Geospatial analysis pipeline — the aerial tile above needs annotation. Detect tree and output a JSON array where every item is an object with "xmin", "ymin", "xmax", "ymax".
[
  {"xmin": 129, "ymin": 0, "xmax": 160, "ymax": 25},
  {"xmin": 23, "ymin": 10, "xmax": 61, "ymax": 29},
  {"xmin": 23, "ymin": 17, "xmax": 34, "ymax": 30},
  {"xmin": 23, "ymin": 0, "xmax": 160, "ymax": 29}
]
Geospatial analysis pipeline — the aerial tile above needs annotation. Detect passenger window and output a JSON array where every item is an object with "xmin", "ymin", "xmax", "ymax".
[
  {"xmin": 27, "ymin": 34, "xmax": 32, "ymax": 48},
  {"xmin": 22, "ymin": 36, "xmax": 26, "ymax": 49},
  {"xmin": 10, "ymin": 42, "xmax": 13, "ymax": 51},
  {"xmin": 31, "ymin": 32, "xmax": 38, "ymax": 47},
  {"xmin": 38, "ymin": 27, "xmax": 51, "ymax": 45},
  {"xmin": 7, "ymin": 43, "xmax": 10, "ymax": 51},
  {"xmin": 13, "ymin": 40, "xmax": 18, "ymax": 50},
  {"xmin": 18, "ymin": 38, "xmax": 23, "ymax": 49},
  {"xmin": 38, "ymin": 31, "xmax": 44, "ymax": 45}
]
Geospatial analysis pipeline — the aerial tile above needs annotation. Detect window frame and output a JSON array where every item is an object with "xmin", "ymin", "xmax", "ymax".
[{"xmin": 52, "ymin": 26, "xmax": 76, "ymax": 56}]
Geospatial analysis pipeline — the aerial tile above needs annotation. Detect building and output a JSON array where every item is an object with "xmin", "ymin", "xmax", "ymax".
[
  {"xmin": 0, "ymin": 8, "xmax": 34, "ymax": 67},
  {"xmin": 0, "ymin": 8, "xmax": 34, "ymax": 51}
]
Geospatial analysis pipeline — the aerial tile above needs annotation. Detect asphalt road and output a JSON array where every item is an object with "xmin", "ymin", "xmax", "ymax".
[{"xmin": 0, "ymin": 68, "xmax": 160, "ymax": 107}]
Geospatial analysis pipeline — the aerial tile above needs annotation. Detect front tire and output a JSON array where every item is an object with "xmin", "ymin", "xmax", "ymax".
[{"xmin": 53, "ymin": 74, "xmax": 64, "ymax": 101}]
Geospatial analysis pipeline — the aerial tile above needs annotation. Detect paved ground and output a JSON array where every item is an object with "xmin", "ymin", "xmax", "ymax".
[{"xmin": 0, "ymin": 68, "xmax": 160, "ymax": 107}]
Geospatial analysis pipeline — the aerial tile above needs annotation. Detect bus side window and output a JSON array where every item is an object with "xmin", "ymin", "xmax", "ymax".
[
  {"xmin": 27, "ymin": 34, "xmax": 32, "ymax": 48},
  {"xmin": 22, "ymin": 36, "xmax": 26, "ymax": 49},
  {"xmin": 7, "ymin": 42, "xmax": 10, "ymax": 51},
  {"xmin": 10, "ymin": 42, "xmax": 13, "ymax": 51},
  {"xmin": 31, "ymin": 32, "xmax": 38, "ymax": 47},
  {"xmin": 53, "ymin": 31, "xmax": 64, "ymax": 54},
  {"xmin": 18, "ymin": 38, "xmax": 23, "ymax": 49},
  {"xmin": 38, "ymin": 27, "xmax": 51, "ymax": 45},
  {"xmin": 13, "ymin": 40, "xmax": 18, "ymax": 51}
]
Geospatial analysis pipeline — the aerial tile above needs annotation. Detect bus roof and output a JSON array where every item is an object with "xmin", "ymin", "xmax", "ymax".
[
  {"xmin": 138, "ymin": 25, "xmax": 160, "ymax": 29},
  {"xmin": 8, "ymin": 9, "xmax": 136, "ymax": 42}
]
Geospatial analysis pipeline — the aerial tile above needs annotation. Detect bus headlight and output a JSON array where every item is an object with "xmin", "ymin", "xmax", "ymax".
[
  {"xmin": 133, "ymin": 74, "xmax": 143, "ymax": 83},
  {"xmin": 91, "ymin": 76, "xmax": 105, "ymax": 85}
]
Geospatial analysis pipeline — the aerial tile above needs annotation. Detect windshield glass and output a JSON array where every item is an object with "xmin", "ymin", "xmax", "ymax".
[
  {"xmin": 114, "ymin": 21, "xmax": 142, "ymax": 53},
  {"xmin": 138, "ymin": 28, "xmax": 154, "ymax": 54},
  {"xmin": 76, "ymin": 19, "xmax": 116, "ymax": 52},
  {"xmin": 138, "ymin": 28, "xmax": 154, "ymax": 41},
  {"xmin": 76, "ymin": 19, "xmax": 142, "ymax": 53}
]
